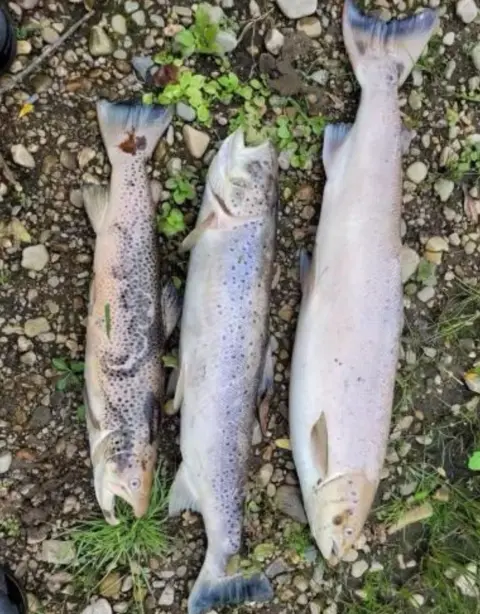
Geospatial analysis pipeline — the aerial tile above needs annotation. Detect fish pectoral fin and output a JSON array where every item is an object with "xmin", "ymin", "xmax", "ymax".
[
  {"xmin": 82, "ymin": 184, "xmax": 110, "ymax": 234},
  {"xmin": 311, "ymin": 412, "xmax": 329, "ymax": 479},
  {"xmin": 299, "ymin": 249, "xmax": 315, "ymax": 298},
  {"xmin": 257, "ymin": 336, "xmax": 274, "ymax": 435},
  {"xmin": 173, "ymin": 361, "xmax": 185, "ymax": 411},
  {"xmin": 179, "ymin": 211, "xmax": 217, "ymax": 253},
  {"xmin": 169, "ymin": 463, "xmax": 200, "ymax": 516},
  {"xmin": 161, "ymin": 281, "xmax": 182, "ymax": 340},
  {"xmin": 322, "ymin": 122, "xmax": 352, "ymax": 177}
]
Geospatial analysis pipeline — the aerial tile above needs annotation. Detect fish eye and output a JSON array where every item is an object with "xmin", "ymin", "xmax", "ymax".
[
  {"xmin": 130, "ymin": 478, "xmax": 141, "ymax": 491},
  {"xmin": 344, "ymin": 527, "xmax": 354, "ymax": 537}
]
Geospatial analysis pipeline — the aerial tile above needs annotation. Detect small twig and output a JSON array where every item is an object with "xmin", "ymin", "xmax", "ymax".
[
  {"xmin": 0, "ymin": 11, "xmax": 94, "ymax": 95},
  {"xmin": 236, "ymin": 8, "xmax": 274, "ymax": 46}
]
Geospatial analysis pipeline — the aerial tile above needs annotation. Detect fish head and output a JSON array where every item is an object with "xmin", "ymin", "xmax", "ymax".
[
  {"xmin": 94, "ymin": 449, "xmax": 156, "ymax": 523},
  {"xmin": 307, "ymin": 472, "xmax": 376, "ymax": 562},
  {"xmin": 207, "ymin": 128, "xmax": 278, "ymax": 218}
]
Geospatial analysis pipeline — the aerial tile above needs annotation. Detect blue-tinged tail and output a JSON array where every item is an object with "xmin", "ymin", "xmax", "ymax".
[
  {"xmin": 96, "ymin": 99, "xmax": 173, "ymax": 166},
  {"xmin": 342, "ymin": 0, "xmax": 438, "ymax": 87},
  {"xmin": 188, "ymin": 555, "xmax": 273, "ymax": 614}
]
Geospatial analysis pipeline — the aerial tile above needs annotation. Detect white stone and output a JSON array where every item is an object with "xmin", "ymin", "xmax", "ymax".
[
  {"xmin": 400, "ymin": 246, "xmax": 420, "ymax": 283},
  {"xmin": 24, "ymin": 317, "xmax": 50, "ymax": 338},
  {"xmin": 425, "ymin": 236, "xmax": 449, "ymax": 253},
  {"xmin": 21, "ymin": 244, "xmax": 49, "ymax": 271},
  {"xmin": 265, "ymin": 28, "xmax": 284, "ymax": 55},
  {"xmin": 276, "ymin": 0, "xmax": 317, "ymax": 19},
  {"xmin": 11, "ymin": 144, "xmax": 35, "ymax": 169},
  {"xmin": 215, "ymin": 30, "xmax": 238, "ymax": 53},
  {"xmin": 249, "ymin": 0, "xmax": 261, "ymax": 18},
  {"xmin": 406, "ymin": 161, "xmax": 428, "ymax": 184},
  {"xmin": 80, "ymin": 599, "xmax": 113, "ymax": 614},
  {"xmin": 472, "ymin": 43, "xmax": 480, "ymax": 72},
  {"xmin": 297, "ymin": 16, "xmax": 321, "ymax": 38},
  {"xmin": 0, "ymin": 451, "xmax": 12, "ymax": 474},
  {"xmin": 111, "ymin": 14, "xmax": 127, "ymax": 35},
  {"xmin": 434, "ymin": 178, "xmax": 454, "ymax": 202},
  {"xmin": 442, "ymin": 32, "xmax": 455, "ymax": 46},
  {"xmin": 351, "ymin": 559, "xmax": 369, "ymax": 578},
  {"xmin": 183, "ymin": 126, "xmax": 210, "ymax": 159},
  {"xmin": 417, "ymin": 286, "xmax": 435, "ymax": 303},
  {"xmin": 456, "ymin": 0, "xmax": 478, "ymax": 23},
  {"xmin": 159, "ymin": 585, "xmax": 175, "ymax": 606},
  {"xmin": 132, "ymin": 10, "xmax": 146, "ymax": 26},
  {"xmin": 78, "ymin": 147, "xmax": 96, "ymax": 168},
  {"xmin": 89, "ymin": 26, "xmax": 114, "ymax": 57}
]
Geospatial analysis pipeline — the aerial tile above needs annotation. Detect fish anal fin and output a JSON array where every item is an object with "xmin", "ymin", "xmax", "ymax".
[
  {"xmin": 311, "ymin": 412, "xmax": 329, "ymax": 479},
  {"xmin": 82, "ymin": 184, "xmax": 110, "ymax": 234},
  {"xmin": 322, "ymin": 123, "xmax": 353, "ymax": 177},
  {"xmin": 169, "ymin": 463, "xmax": 200, "ymax": 516}
]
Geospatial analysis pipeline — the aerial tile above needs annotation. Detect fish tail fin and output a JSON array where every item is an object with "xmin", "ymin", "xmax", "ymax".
[
  {"xmin": 96, "ymin": 100, "xmax": 173, "ymax": 166},
  {"xmin": 188, "ymin": 556, "xmax": 273, "ymax": 614},
  {"xmin": 342, "ymin": 0, "xmax": 438, "ymax": 87}
]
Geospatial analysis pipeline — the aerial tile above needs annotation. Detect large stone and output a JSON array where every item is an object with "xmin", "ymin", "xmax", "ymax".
[
  {"xmin": 276, "ymin": 0, "xmax": 317, "ymax": 19},
  {"xmin": 41, "ymin": 540, "xmax": 75, "ymax": 565},
  {"xmin": 183, "ymin": 126, "xmax": 210, "ymax": 159},
  {"xmin": 24, "ymin": 317, "xmax": 50, "ymax": 338},
  {"xmin": 406, "ymin": 161, "xmax": 428, "ymax": 184},
  {"xmin": 21, "ymin": 244, "xmax": 49, "ymax": 271},
  {"xmin": 275, "ymin": 485, "xmax": 307, "ymax": 523},
  {"xmin": 11, "ymin": 144, "xmax": 35, "ymax": 169},
  {"xmin": 89, "ymin": 26, "xmax": 114, "ymax": 57},
  {"xmin": 456, "ymin": 0, "xmax": 478, "ymax": 23}
]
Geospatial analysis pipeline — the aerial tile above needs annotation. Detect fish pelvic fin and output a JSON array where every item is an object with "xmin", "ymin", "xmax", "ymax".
[
  {"xmin": 342, "ymin": 0, "xmax": 439, "ymax": 88},
  {"xmin": 96, "ymin": 99, "xmax": 173, "ymax": 166},
  {"xmin": 168, "ymin": 462, "xmax": 200, "ymax": 516},
  {"xmin": 322, "ymin": 123, "xmax": 353, "ymax": 177},
  {"xmin": 188, "ymin": 558, "xmax": 273, "ymax": 614},
  {"xmin": 82, "ymin": 184, "xmax": 110, "ymax": 234}
]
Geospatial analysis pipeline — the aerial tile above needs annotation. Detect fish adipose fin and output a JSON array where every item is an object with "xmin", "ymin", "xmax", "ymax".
[
  {"xmin": 96, "ymin": 99, "xmax": 173, "ymax": 166},
  {"xmin": 169, "ymin": 462, "xmax": 200, "ymax": 515},
  {"xmin": 188, "ymin": 560, "xmax": 273, "ymax": 614},
  {"xmin": 161, "ymin": 281, "xmax": 181, "ymax": 340},
  {"xmin": 322, "ymin": 123, "xmax": 353, "ymax": 177},
  {"xmin": 342, "ymin": 0, "xmax": 439, "ymax": 87}
]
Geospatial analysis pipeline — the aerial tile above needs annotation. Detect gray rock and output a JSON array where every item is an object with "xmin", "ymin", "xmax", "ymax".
[
  {"xmin": 124, "ymin": 0, "xmax": 139, "ymax": 12},
  {"xmin": 401, "ymin": 246, "xmax": 420, "ymax": 283},
  {"xmin": 276, "ymin": 0, "xmax": 317, "ymax": 19},
  {"xmin": 176, "ymin": 102, "xmax": 196, "ymax": 122},
  {"xmin": 249, "ymin": 0, "xmax": 261, "ymax": 18},
  {"xmin": 132, "ymin": 10, "xmax": 146, "ymax": 26},
  {"xmin": 311, "ymin": 69, "xmax": 329, "ymax": 85},
  {"xmin": 275, "ymin": 485, "xmax": 307, "ymax": 523},
  {"xmin": 183, "ymin": 126, "xmax": 210, "ymax": 159},
  {"xmin": 257, "ymin": 463, "xmax": 274, "ymax": 486},
  {"xmin": 351, "ymin": 559, "xmax": 369, "ymax": 578},
  {"xmin": 408, "ymin": 90, "xmax": 422, "ymax": 110},
  {"xmin": 266, "ymin": 558, "xmax": 290, "ymax": 578},
  {"xmin": 89, "ymin": 26, "xmax": 114, "ymax": 57},
  {"xmin": 28, "ymin": 406, "xmax": 52, "ymax": 430},
  {"xmin": 216, "ymin": 30, "xmax": 238, "ymax": 53},
  {"xmin": 60, "ymin": 150, "xmax": 77, "ymax": 171},
  {"xmin": 78, "ymin": 147, "xmax": 96, "ymax": 168},
  {"xmin": 0, "ymin": 451, "xmax": 12, "ymax": 474},
  {"xmin": 456, "ymin": 0, "xmax": 478, "ymax": 23},
  {"xmin": 21, "ymin": 244, "xmax": 49, "ymax": 271},
  {"xmin": 41, "ymin": 540, "xmax": 75, "ymax": 565},
  {"xmin": 297, "ymin": 16, "xmax": 322, "ymax": 38},
  {"xmin": 472, "ymin": 43, "xmax": 480, "ymax": 72},
  {"xmin": 406, "ymin": 161, "xmax": 428, "ymax": 184},
  {"xmin": 42, "ymin": 26, "xmax": 59, "ymax": 44},
  {"xmin": 80, "ymin": 599, "xmax": 112, "ymax": 614},
  {"xmin": 265, "ymin": 28, "xmax": 284, "ymax": 55},
  {"xmin": 24, "ymin": 317, "xmax": 50, "ymax": 338},
  {"xmin": 11, "ymin": 144, "xmax": 35, "ymax": 169},
  {"xmin": 417, "ymin": 286, "xmax": 435, "ymax": 303},
  {"xmin": 159, "ymin": 585, "xmax": 174, "ymax": 606},
  {"xmin": 434, "ymin": 178, "xmax": 454, "ymax": 202},
  {"xmin": 111, "ymin": 15, "xmax": 127, "ymax": 35}
]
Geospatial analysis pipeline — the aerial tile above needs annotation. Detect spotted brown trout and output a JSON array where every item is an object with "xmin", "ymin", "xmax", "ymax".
[
  {"xmin": 82, "ymin": 100, "xmax": 179, "ymax": 525},
  {"xmin": 169, "ymin": 129, "xmax": 278, "ymax": 614},
  {"xmin": 289, "ymin": 0, "xmax": 438, "ymax": 562}
]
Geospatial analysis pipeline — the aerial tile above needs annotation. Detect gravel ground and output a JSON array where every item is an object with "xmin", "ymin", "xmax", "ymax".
[{"xmin": 1, "ymin": 0, "xmax": 480, "ymax": 613}]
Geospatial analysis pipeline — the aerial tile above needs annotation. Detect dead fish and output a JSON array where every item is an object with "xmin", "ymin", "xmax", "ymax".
[
  {"xmin": 169, "ymin": 129, "xmax": 278, "ymax": 614},
  {"xmin": 0, "ymin": 568, "xmax": 18, "ymax": 614},
  {"xmin": 82, "ymin": 100, "xmax": 179, "ymax": 525},
  {"xmin": 289, "ymin": 0, "xmax": 438, "ymax": 562}
]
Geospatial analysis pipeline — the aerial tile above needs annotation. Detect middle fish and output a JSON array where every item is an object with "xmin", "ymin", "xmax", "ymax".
[{"xmin": 169, "ymin": 128, "xmax": 278, "ymax": 614}]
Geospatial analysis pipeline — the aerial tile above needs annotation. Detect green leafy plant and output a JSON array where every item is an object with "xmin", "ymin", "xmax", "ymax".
[
  {"xmin": 52, "ymin": 357, "xmax": 85, "ymax": 391},
  {"xmin": 174, "ymin": 5, "xmax": 221, "ymax": 57},
  {"xmin": 448, "ymin": 140, "xmax": 480, "ymax": 182},
  {"xmin": 156, "ymin": 70, "xmax": 213, "ymax": 124},
  {"xmin": 157, "ymin": 203, "xmax": 186, "ymax": 238},
  {"xmin": 165, "ymin": 169, "xmax": 196, "ymax": 205},
  {"xmin": 65, "ymin": 471, "xmax": 172, "ymax": 613},
  {"xmin": 468, "ymin": 451, "xmax": 480, "ymax": 471}
]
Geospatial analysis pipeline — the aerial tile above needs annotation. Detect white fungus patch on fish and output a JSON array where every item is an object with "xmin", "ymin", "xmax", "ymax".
[
  {"xmin": 82, "ymin": 100, "xmax": 179, "ymax": 525},
  {"xmin": 289, "ymin": 0, "xmax": 438, "ymax": 563},
  {"xmin": 169, "ymin": 129, "xmax": 278, "ymax": 614}
]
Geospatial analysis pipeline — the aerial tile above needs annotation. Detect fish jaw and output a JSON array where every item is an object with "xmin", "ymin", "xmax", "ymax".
[{"xmin": 305, "ymin": 472, "xmax": 377, "ymax": 562}]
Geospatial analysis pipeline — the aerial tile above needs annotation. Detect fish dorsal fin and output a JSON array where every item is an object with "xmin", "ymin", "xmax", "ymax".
[
  {"xmin": 311, "ymin": 412, "xmax": 329, "ymax": 480},
  {"xmin": 322, "ymin": 123, "xmax": 352, "ymax": 178}
]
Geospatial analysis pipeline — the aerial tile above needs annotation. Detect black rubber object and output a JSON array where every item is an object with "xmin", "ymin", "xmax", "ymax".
[
  {"xmin": 1, "ymin": 566, "xmax": 28, "ymax": 614},
  {"xmin": 0, "ymin": 5, "xmax": 16, "ymax": 76}
]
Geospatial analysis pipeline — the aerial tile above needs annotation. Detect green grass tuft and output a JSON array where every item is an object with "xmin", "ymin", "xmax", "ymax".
[{"xmin": 65, "ymin": 470, "xmax": 172, "ymax": 611}]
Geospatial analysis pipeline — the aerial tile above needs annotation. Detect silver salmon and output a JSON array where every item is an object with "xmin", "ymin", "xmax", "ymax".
[
  {"xmin": 82, "ymin": 100, "xmax": 179, "ymax": 525},
  {"xmin": 289, "ymin": 0, "xmax": 438, "ymax": 562},
  {"xmin": 169, "ymin": 129, "xmax": 278, "ymax": 614}
]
